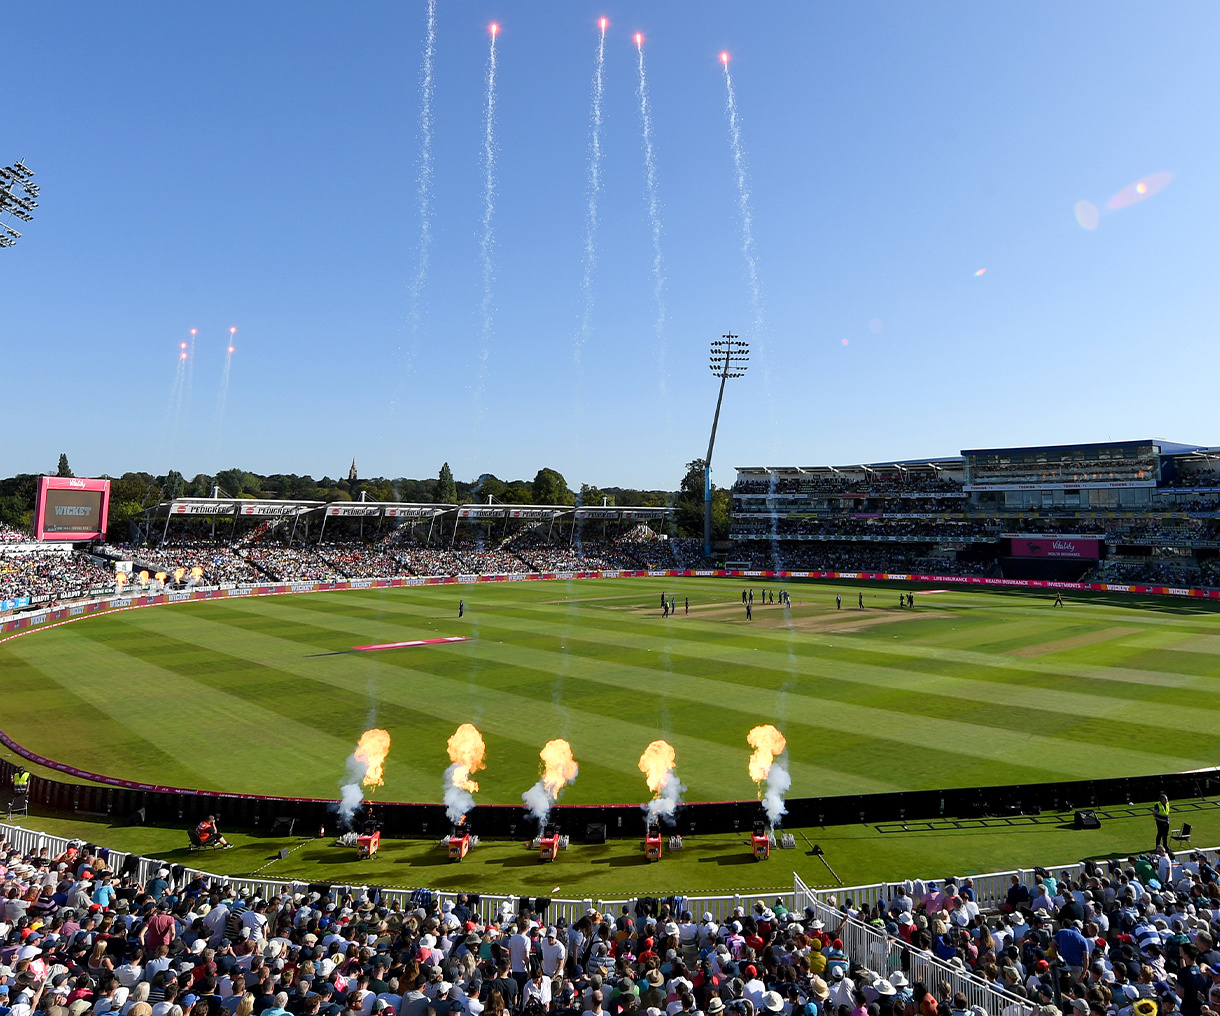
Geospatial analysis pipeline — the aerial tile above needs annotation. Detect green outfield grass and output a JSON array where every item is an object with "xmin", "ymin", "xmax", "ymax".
[
  {"xmin": 7, "ymin": 797, "xmax": 1219, "ymax": 898},
  {"xmin": 0, "ymin": 577, "xmax": 1217, "ymax": 806}
]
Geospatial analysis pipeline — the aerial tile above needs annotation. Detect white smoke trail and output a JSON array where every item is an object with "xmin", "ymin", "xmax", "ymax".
[
  {"xmin": 443, "ymin": 762, "xmax": 477, "ymax": 824},
  {"xmin": 406, "ymin": 0, "xmax": 437, "ymax": 373},
  {"xmin": 635, "ymin": 39, "xmax": 668, "ymax": 399},
  {"xmin": 215, "ymin": 350, "xmax": 232, "ymax": 432},
  {"xmin": 574, "ymin": 20, "xmax": 607, "ymax": 369},
  {"xmin": 642, "ymin": 771, "xmax": 686, "ymax": 826},
  {"xmin": 761, "ymin": 756, "xmax": 792, "ymax": 826},
  {"xmin": 723, "ymin": 62, "xmax": 773, "ymax": 435},
  {"xmin": 336, "ymin": 751, "xmax": 369, "ymax": 828},
  {"xmin": 183, "ymin": 331, "xmax": 196, "ymax": 428},
  {"xmin": 475, "ymin": 26, "xmax": 499, "ymax": 415},
  {"xmin": 162, "ymin": 351, "xmax": 187, "ymax": 458},
  {"xmin": 722, "ymin": 66, "xmax": 762, "ymax": 340}
]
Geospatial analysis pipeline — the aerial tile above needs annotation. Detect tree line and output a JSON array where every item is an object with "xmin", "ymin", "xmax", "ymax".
[{"xmin": 0, "ymin": 455, "xmax": 732, "ymax": 542}]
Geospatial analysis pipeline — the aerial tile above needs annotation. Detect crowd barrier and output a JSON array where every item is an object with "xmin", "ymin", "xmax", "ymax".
[
  {"xmin": 2, "ymin": 570, "xmax": 1219, "ymax": 836},
  {"xmin": 791, "ymin": 881, "xmax": 1033, "ymax": 1016}
]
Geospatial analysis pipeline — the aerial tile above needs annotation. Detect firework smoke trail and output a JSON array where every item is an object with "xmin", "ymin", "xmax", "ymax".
[
  {"xmin": 184, "ymin": 328, "xmax": 197, "ymax": 421},
  {"xmin": 162, "ymin": 338, "xmax": 188, "ymax": 456},
  {"xmin": 635, "ymin": 34, "xmax": 668, "ymax": 399},
  {"xmin": 721, "ymin": 54, "xmax": 773, "ymax": 432},
  {"xmin": 574, "ymin": 18, "xmax": 608, "ymax": 371},
  {"xmin": 474, "ymin": 23, "xmax": 499, "ymax": 416},
  {"xmin": 214, "ymin": 327, "xmax": 236, "ymax": 445},
  {"xmin": 405, "ymin": 0, "xmax": 437, "ymax": 376}
]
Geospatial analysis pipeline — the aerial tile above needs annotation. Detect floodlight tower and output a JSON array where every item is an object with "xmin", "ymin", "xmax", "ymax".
[
  {"xmin": 703, "ymin": 335, "xmax": 749, "ymax": 559},
  {"xmin": 0, "ymin": 160, "xmax": 39, "ymax": 249}
]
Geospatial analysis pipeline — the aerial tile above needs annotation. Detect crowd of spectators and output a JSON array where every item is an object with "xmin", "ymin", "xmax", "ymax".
[
  {"xmin": 12, "ymin": 830, "xmax": 1220, "ymax": 1016},
  {"xmin": 834, "ymin": 845, "xmax": 1220, "ymax": 1016},
  {"xmin": 734, "ymin": 476, "xmax": 964, "ymax": 497},
  {"xmin": 508, "ymin": 530, "xmax": 648, "ymax": 573},
  {"xmin": 243, "ymin": 548, "xmax": 334, "ymax": 582},
  {"xmin": 1085, "ymin": 561, "xmax": 1207, "ymax": 588},
  {"xmin": 112, "ymin": 535, "xmax": 263, "ymax": 587},
  {"xmin": 0, "ymin": 523, "xmax": 29, "ymax": 543},
  {"xmin": 728, "ymin": 544, "xmax": 995, "ymax": 577},
  {"xmin": 0, "ymin": 551, "xmax": 114, "ymax": 602},
  {"xmin": 317, "ymin": 537, "xmax": 411, "ymax": 580}
]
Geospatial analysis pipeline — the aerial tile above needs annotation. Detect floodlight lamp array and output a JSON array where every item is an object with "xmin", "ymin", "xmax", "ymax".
[
  {"xmin": 708, "ymin": 333, "xmax": 749, "ymax": 378},
  {"xmin": 0, "ymin": 160, "xmax": 38, "ymax": 248}
]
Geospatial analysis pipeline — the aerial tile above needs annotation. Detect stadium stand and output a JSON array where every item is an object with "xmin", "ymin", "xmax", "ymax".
[
  {"xmin": 0, "ymin": 548, "xmax": 114, "ymax": 601},
  {"xmin": 0, "ymin": 522, "xmax": 29, "ymax": 543},
  {"xmin": 731, "ymin": 440, "xmax": 1220, "ymax": 586},
  {"xmin": 2, "ymin": 819, "xmax": 1217, "ymax": 1016},
  {"xmin": 3, "ymin": 439, "xmax": 1220, "ymax": 613}
]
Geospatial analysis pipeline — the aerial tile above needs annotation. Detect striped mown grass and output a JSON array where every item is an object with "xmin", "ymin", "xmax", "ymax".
[{"xmin": 1, "ymin": 578, "xmax": 1217, "ymax": 805}]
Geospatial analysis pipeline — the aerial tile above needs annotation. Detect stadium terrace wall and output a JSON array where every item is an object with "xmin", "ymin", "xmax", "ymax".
[
  {"xmin": 3, "ymin": 745, "xmax": 1218, "ymax": 842},
  {"xmin": 2, "ymin": 571, "xmax": 1218, "ymax": 839}
]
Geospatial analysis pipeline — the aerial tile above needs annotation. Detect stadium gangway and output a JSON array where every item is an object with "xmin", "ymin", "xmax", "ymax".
[{"xmin": 793, "ymin": 877, "xmax": 1036, "ymax": 1016}]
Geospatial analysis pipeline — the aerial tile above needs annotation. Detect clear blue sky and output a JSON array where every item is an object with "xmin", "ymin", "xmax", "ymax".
[{"xmin": 3, "ymin": 2, "xmax": 1218, "ymax": 490}]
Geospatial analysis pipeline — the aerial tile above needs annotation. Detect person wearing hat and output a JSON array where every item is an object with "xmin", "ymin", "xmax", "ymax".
[
  {"xmin": 760, "ymin": 992, "xmax": 785, "ymax": 1016},
  {"xmin": 704, "ymin": 999, "xmax": 725, "ymax": 1016},
  {"xmin": 541, "ymin": 928, "xmax": 566, "ymax": 979},
  {"xmin": 640, "ymin": 970, "xmax": 667, "ymax": 1010}
]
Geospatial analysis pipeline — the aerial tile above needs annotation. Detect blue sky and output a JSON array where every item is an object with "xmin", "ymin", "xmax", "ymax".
[{"xmin": 3, "ymin": 2, "xmax": 1218, "ymax": 490}]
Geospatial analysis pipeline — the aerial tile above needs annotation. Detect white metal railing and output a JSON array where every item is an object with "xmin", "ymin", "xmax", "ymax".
[
  {"xmin": 3, "ymin": 817, "xmax": 1215, "ymax": 963},
  {"xmin": 0, "ymin": 822, "xmax": 791, "ymax": 924},
  {"xmin": 794, "ymin": 876, "xmax": 1034, "ymax": 1016}
]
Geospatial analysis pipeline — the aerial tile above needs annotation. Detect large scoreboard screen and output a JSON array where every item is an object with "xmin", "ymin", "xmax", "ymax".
[{"xmin": 34, "ymin": 476, "xmax": 110, "ymax": 542}]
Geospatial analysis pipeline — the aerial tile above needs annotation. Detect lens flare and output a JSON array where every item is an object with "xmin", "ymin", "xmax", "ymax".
[
  {"xmin": 1108, "ymin": 171, "xmax": 1173, "ymax": 210},
  {"xmin": 354, "ymin": 728, "xmax": 392, "ymax": 788},
  {"xmin": 1074, "ymin": 199, "xmax": 1100, "ymax": 230},
  {"xmin": 447, "ymin": 723, "xmax": 486, "ymax": 792}
]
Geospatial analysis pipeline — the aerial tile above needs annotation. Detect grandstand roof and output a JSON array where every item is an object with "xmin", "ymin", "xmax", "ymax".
[
  {"xmin": 149, "ymin": 498, "xmax": 671, "ymax": 522},
  {"xmin": 961, "ymin": 439, "xmax": 1206, "ymax": 457},
  {"xmin": 735, "ymin": 457, "xmax": 963, "ymax": 476}
]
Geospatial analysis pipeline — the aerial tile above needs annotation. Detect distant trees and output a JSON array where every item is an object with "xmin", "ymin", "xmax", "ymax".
[
  {"xmin": 532, "ymin": 467, "xmax": 574, "ymax": 506},
  {"xmin": 437, "ymin": 462, "xmax": 458, "ymax": 505},
  {"xmin": 0, "ymin": 459, "xmax": 680, "ymax": 535},
  {"xmin": 675, "ymin": 458, "xmax": 728, "ymax": 541}
]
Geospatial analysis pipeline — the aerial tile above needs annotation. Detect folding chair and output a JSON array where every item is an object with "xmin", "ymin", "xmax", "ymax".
[
  {"xmin": 1172, "ymin": 822, "xmax": 1192, "ymax": 846},
  {"xmin": 7, "ymin": 795, "xmax": 27, "ymax": 819},
  {"xmin": 188, "ymin": 828, "xmax": 223, "ymax": 851}
]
